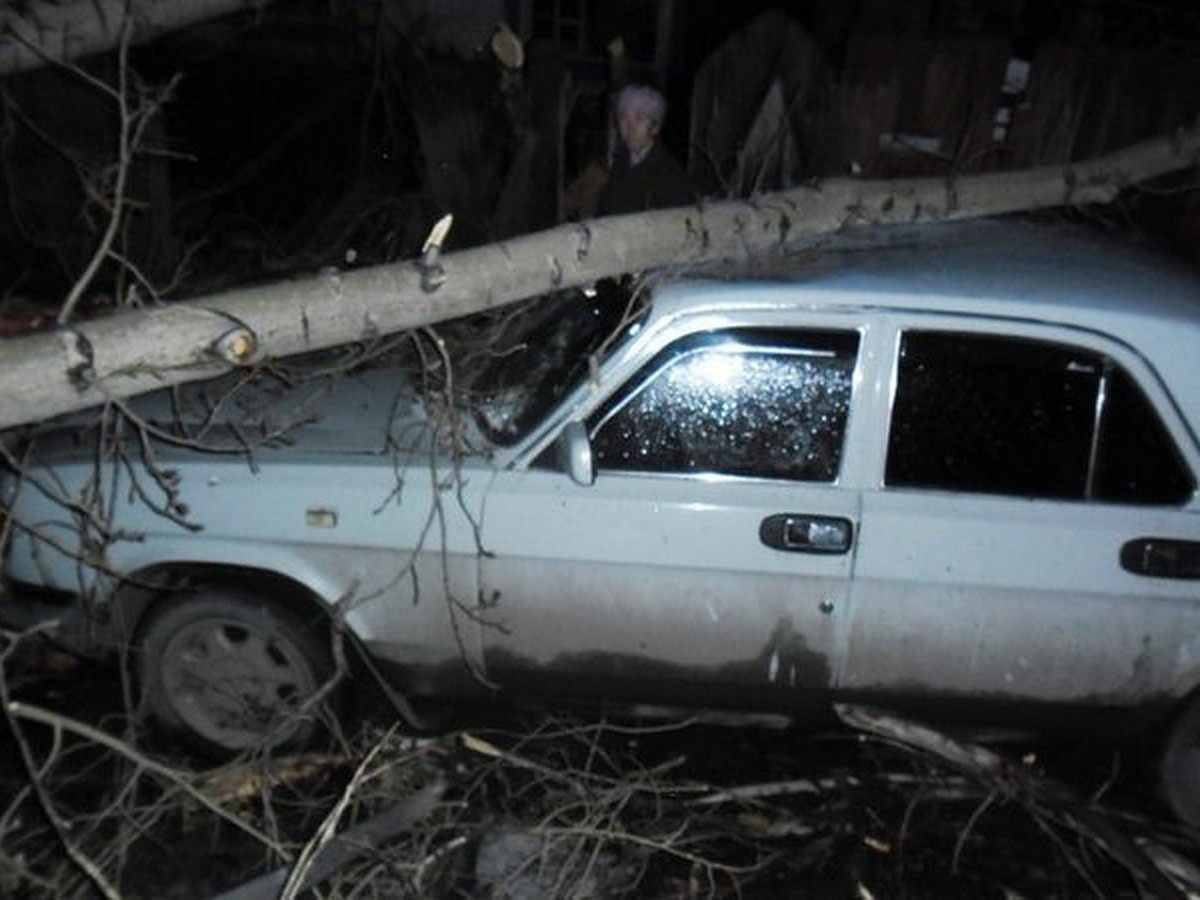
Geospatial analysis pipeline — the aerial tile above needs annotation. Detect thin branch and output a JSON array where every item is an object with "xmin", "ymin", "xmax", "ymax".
[
  {"xmin": 56, "ymin": 16, "xmax": 134, "ymax": 325},
  {"xmin": 5, "ymin": 700, "xmax": 287, "ymax": 855},
  {"xmin": 279, "ymin": 728, "xmax": 393, "ymax": 900},
  {"xmin": 0, "ymin": 638, "xmax": 120, "ymax": 899}
]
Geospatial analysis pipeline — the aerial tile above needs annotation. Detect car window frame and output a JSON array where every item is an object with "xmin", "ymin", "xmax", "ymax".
[
  {"xmin": 584, "ymin": 328, "xmax": 861, "ymax": 483},
  {"xmin": 504, "ymin": 307, "xmax": 873, "ymax": 482},
  {"xmin": 878, "ymin": 315, "xmax": 1200, "ymax": 506}
]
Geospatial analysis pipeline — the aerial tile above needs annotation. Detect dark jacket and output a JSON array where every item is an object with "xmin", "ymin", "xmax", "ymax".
[{"xmin": 599, "ymin": 144, "xmax": 695, "ymax": 215}]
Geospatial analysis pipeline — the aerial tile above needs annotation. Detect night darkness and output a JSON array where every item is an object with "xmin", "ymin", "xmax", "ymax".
[
  {"xmin": 3, "ymin": 4, "xmax": 1200, "ymax": 897},
  {"xmin": 1, "ymin": 0, "xmax": 1198, "ymax": 316}
]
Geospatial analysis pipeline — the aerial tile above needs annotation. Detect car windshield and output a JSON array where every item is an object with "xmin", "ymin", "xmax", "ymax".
[{"xmin": 468, "ymin": 284, "xmax": 646, "ymax": 446}]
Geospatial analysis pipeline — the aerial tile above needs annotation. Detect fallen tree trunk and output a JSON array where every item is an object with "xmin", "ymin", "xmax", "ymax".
[
  {"xmin": 0, "ymin": 0, "xmax": 271, "ymax": 75},
  {"xmin": 0, "ymin": 120, "xmax": 1198, "ymax": 433}
]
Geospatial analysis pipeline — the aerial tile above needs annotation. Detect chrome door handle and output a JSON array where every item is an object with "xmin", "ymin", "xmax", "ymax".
[
  {"xmin": 760, "ymin": 514, "xmax": 853, "ymax": 554},
  {"xmin": 1121, "ymin": 538, "xmax": 1200, "ymax": 579}
]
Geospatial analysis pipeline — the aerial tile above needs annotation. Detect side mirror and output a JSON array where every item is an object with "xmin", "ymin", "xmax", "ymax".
[{"xmin": 557, "ymin": 421, "xmax": 595, "ymax": 486}]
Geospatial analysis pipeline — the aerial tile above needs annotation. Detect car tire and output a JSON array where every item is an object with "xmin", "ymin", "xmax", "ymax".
[
  {"xmin": 1159, "ymin": 695, "xmax": 1200, "ymax": 827},
  {"xmin": 138, "ymin": 587, "xmax": 336, "ymax": 757}
]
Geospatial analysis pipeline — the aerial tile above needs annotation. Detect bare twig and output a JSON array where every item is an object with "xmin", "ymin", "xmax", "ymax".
[
  {"xmin": 836, "ymin": 704, "xmax": 1188, "ymax": 900},
  {"xmin": 5, "ymin": 700, "xmax": 286, "ymax": 854},
  {"xmin": 57, "ymin": 18, "xmax": 132, "ymax": 325},
  {"xmin": 279, "ymin": 729, "xmax": 393, "ymax": 899},
  {"xmin": 0, "ymin": 637, "xmax": 119, "ymax": 899},
  {"xmin": 218, "ymin": 774, "xmax": 447, "ymax": 900}
]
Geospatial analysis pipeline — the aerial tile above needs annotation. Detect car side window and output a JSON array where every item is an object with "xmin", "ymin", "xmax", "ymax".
[
  {"xmin": 589, "ymin": 329, "xmax": 859, "ymax": 481},
  {"xmin": 886, "ymin": 331, "xmax": 1193, "ymax": 504}
]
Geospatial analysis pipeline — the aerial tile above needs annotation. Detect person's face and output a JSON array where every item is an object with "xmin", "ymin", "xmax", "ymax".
[{"xmin": 618, "ymin": 107, "xmax": 658, "ymax": 157}]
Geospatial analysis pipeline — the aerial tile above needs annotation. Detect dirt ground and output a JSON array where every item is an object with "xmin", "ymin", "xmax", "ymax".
[{"xmin": 2, "ymin": 634, "xmax": 1199, "ymax": 899}]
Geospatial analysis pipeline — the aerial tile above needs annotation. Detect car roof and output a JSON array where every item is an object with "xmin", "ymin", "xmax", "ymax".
[
  {"xmin": 644, "ymin": 217, "xmax": 1200, "ymax": 450},
  {"xmin": 649, "ymin": 217, "xmax": 1200, "ymax": 329}
]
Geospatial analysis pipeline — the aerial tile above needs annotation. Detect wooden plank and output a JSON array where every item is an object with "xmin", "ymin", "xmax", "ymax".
[
  {"xmin": 1006, "ymin": 42, "xmax": 1084, "ymax": 168},
  {"xmin": 842, "ymin": 35, "xmax": 1008, "ymax": 176},
  {"xmin": 687, "ymin": 10, "xmax": 823, "ymax": 194},
  {"xmin": 919, "ymin": 37, "xmax": 1010, "ymax": 173},
  {"xmin": 819, "ymin": 78, "xmax": 902, "ymax": 176}
]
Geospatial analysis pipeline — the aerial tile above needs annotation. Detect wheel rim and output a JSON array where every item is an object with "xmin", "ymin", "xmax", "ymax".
[{"xmin": 159, "ymin": 615, "xmax": 320, "ymax": 751}]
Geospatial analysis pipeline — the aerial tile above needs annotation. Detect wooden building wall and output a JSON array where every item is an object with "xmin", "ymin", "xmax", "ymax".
[{"xmin": 687, "ymin": 9, "xmax": 1200, "ymax": 260}]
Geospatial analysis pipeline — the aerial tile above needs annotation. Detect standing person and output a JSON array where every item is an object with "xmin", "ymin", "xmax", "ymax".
[{"xmin": 599, "ymin": 84, "xmax": 695, "ymax": 214}]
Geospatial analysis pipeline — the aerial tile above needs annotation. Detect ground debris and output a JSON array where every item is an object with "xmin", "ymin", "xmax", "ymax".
[
  {"xmin": 2, "ymin": 685, "xmax": 1198, "ymax": 899},
  {"xmin": 194, "ymin": 752, "xmax": 350, "ymax": 807},
  {"xmin": 838, "ymin": 703, "xmax": 1197, "ymax": 900},
  {"xmin": 214, "ymin": 777, "xmax": 447, "ymax": 900}
]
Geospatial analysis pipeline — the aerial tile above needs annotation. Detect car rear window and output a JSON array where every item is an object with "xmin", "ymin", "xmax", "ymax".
[{"xmin": 886, "ymin": 331, "xmax": 1193, "ymax": 504}]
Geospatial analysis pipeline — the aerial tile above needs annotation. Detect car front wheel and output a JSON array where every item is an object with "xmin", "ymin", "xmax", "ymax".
[
  {"xmin": 1159, "ymin": 693, "xmax": 1200, "ymax": 827},
  {"xmin": 138, "ymin": 587, "xmax": 336, "ymax": 757}
]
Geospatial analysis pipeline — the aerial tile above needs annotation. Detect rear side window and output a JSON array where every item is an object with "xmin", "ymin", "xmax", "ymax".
[
  {"xmin": 590, "ymin": 329, "xmax": 858, "ymax": 481},
  {"xmin": 1094, "ymin": 366, "xmax": 1193, "ymax": 503},
  {"xmin": 886, "ymin": 332, "xmax": 1193, "ymax": 504}
]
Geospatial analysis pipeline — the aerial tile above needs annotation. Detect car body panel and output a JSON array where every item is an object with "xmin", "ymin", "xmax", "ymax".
[
  {"xmin": 4, "ymin": 219, "xmax": 1200, "ymax": 739},
  {"xmin": 478, "ymin": 469, "xmax": 856, "ymax": 708},
  {"xmin": 835, "ymin": 310, "xmax": 1200, "ymax": 704},
  {"xmin": 4, "ymin": 447, "xmax": 489, "ymax": 687},
  {"xmin": 845, "ymin": 491, "xmax": 1200, "ymax": 700}
]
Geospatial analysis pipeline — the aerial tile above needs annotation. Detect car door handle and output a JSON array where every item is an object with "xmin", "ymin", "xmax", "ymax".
[
  {"xmin": 1120, "ymin": 537, "xmax": 1200, "ymax": 579},
  {"xmin": 760, "ymin": 514, "xmax": 853, "ymax": 555}
]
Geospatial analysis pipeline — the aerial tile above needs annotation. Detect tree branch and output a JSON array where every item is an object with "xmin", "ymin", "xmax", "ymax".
[
  {"xmin": 0, "ymin": 119, "xmax": 1197, "ymax": 432},
  {"xmin": 836, "ymin": 704, "xmax": 1189, "ymax": 900},
  {"xmin": 0, "ymin": 0, "xmax": 273, "ymax": 75}
]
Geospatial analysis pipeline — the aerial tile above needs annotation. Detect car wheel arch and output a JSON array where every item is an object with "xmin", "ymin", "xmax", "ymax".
[
  {"xmin": 1157, "ymin": 684, "xmax": 1200, "ymax": 826},
  {"xmin": 111, "ymin": 562, "xmax": 340, "ymax": 654}
]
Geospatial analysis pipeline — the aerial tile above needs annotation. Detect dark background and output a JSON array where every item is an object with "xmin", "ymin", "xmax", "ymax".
[{"xmin": 1, "ymin": 0, "xmax": 1198, "ymax": 315}]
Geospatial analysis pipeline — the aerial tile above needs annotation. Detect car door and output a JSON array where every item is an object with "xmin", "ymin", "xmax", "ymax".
[
  {"xmin": 477, "ymin": 325, "xmax": 864, "ymax": 712},
  {"xmin": 842, "ymin": 323, "xmax": 1200, "ymax": 717}
]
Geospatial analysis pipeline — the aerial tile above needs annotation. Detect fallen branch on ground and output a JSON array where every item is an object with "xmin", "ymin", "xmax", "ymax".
[{"xmin": 836, "ymin": 703, "xmax": 1191, "ymax": 900}]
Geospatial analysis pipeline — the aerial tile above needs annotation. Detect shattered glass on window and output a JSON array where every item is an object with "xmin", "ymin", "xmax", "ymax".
[
  {"xmin": 591, "ymin": 330, "xmax": 858, "ymax": 481},
  {"xmin": 470, "ymin": 285, "xmax": 644, "ymax": 446}
]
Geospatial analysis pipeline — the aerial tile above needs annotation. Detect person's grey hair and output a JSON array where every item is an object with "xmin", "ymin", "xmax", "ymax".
[{"xmin": 616, "ymin": 84, "xmax": 666, "ymax": 128}]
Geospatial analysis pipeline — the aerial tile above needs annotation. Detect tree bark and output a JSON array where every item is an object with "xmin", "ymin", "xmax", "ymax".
[
  {"xmin": 0, "ymin": 0, "xmax": 269, "ymax": 74},
  {"xmin": 1, "ymin": 120, "xmax": 1197, "ymax": 433}
]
